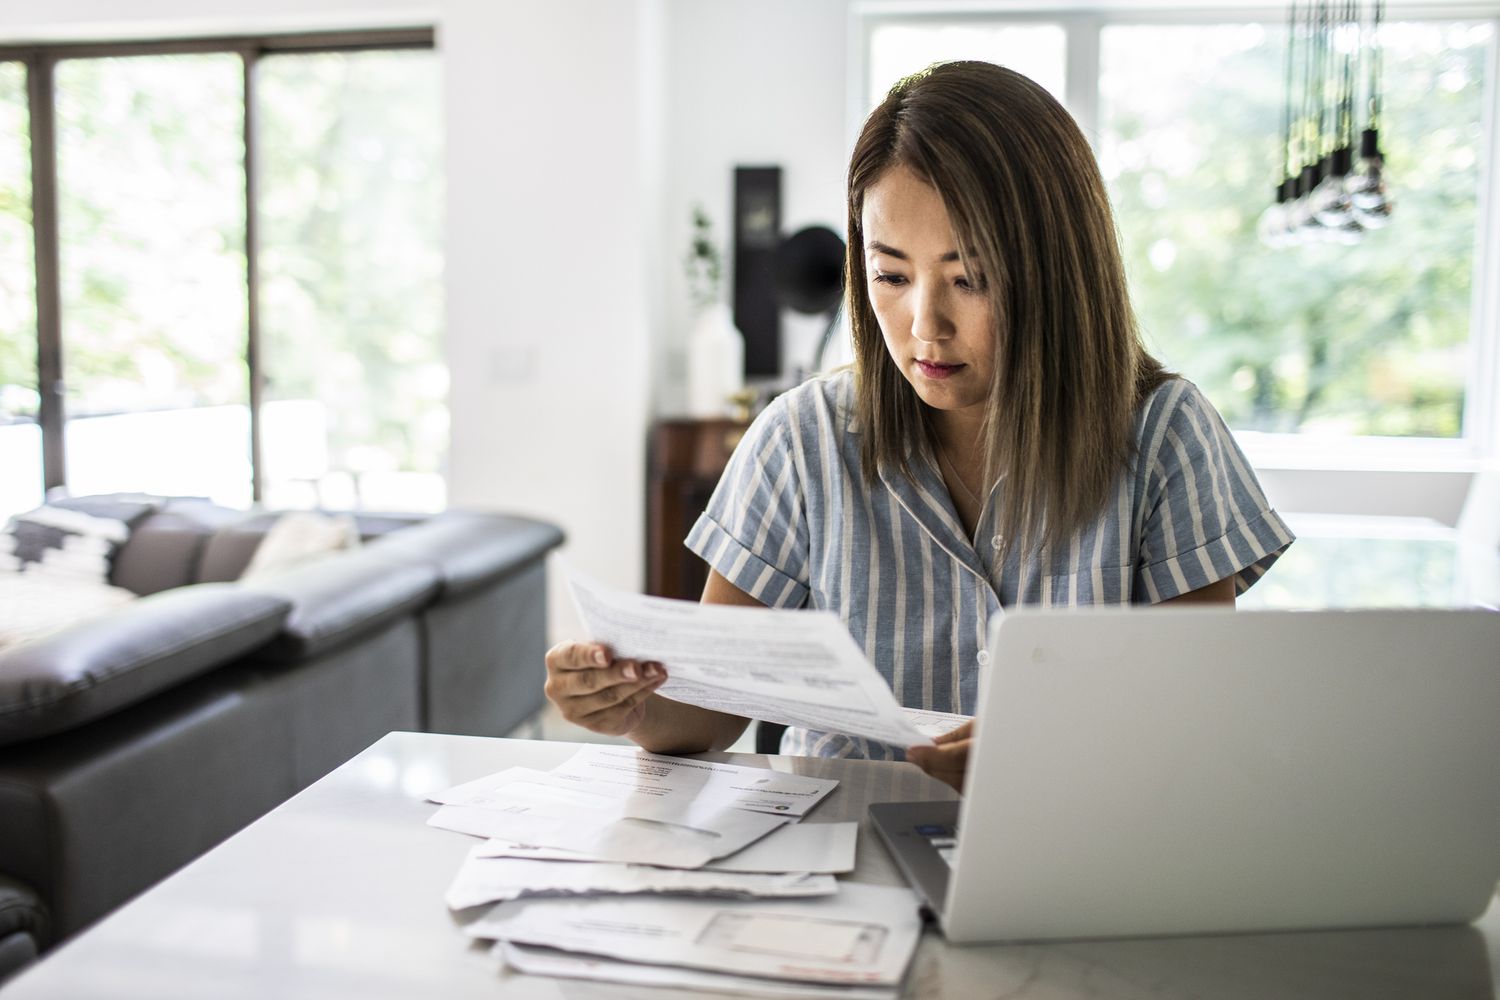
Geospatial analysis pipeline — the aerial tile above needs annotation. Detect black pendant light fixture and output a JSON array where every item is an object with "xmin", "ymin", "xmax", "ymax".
[
  {"xmin": 1347, "ymin": 0, "xmax": 1393, "ymax": 226},
  {"xmin": 1259, "ymin": 0, "xmax": 1392, "ymax": 247}
]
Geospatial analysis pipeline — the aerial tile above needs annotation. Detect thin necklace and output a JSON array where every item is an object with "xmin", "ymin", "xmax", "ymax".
[{"xmin": 937, "ymin": 445, "xmax": 981, "ymax": 505}]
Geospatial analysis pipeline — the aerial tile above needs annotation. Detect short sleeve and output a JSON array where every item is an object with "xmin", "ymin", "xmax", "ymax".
[
  {"xmin": 684, "ymin": 398, "xmax": 812, "ymax": 609},
  {"xmin": 1136, "ymin": 382, "xmax": 1295, "ymax": 601}
]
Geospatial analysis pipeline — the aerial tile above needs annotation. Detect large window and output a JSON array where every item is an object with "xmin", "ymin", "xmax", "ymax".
[
  {"xmin": 0, "ymin": 60, "xmax": 42, "ymax": 517},
  {"xmin": 258, "ymin": 49, "xmax": 445, "ymax": 511},
  {"xmin": 860, "ymin": 6, "xmax": 1497, "ymax": 464},
  {"xmin": 0, "ymin": 30, "xmax": 444, "ymax": 519},
  {"xmin": 56, "ymin": 54, "xmax": 251, "ymax": 501}
]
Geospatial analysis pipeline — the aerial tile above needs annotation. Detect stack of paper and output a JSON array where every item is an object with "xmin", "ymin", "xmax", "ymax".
[{"xmin": 425, "ymin": 745, "xmax": 922, "ymax": 995}]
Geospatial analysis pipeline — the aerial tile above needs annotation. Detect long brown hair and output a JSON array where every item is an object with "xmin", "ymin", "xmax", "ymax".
[{"xmin": 848, "ymin": 60, "xmax": 1171, "ymax": 554}]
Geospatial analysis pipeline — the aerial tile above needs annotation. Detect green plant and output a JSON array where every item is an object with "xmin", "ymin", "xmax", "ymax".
[{"xmin": 684, "ymin": 204, "xmax": 722, "ymax": 309}]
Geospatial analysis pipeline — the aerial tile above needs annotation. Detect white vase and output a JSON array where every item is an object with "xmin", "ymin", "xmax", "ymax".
[{"xmin": 686, "ymin": 302, "xmax": 745, "ymax": 417}]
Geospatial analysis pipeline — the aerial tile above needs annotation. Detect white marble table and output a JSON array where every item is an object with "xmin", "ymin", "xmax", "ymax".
[{"xmin": 5, "ymin": 732, "xmax": 1497, "ymax": 999}]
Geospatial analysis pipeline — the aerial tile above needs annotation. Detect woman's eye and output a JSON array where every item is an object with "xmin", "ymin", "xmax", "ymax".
[
  {"xmin": 956, "ymin": 274, "xmax": 987, "ymax": 293},
  {"xmin": 871, "ymin": 272, "xmax": 907, "ymax": 288}
]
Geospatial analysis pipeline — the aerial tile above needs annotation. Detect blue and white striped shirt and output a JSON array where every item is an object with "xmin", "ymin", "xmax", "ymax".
[{"xmin": 685, "ymin": 369, "xmax": 1295, "ymax": 759}]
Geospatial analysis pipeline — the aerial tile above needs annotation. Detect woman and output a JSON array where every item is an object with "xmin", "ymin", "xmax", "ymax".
[{"xmin": 545, "ymin": 61, "xmax": 1293, "ymax": 790}]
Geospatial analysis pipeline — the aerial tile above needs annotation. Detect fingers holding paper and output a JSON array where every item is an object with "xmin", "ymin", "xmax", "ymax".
[
  {"xmin": 906, "ymin": 719, "xmax": 973, "ymax": 793},
  {"xmin": 544, "ymin": 641, "xmax": 667, "ymax": 736}
]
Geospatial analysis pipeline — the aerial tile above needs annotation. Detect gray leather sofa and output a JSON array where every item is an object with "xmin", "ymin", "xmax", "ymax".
[{"xmin": 0, "ymin": 500, "xmax": 563, "ymax": 976}]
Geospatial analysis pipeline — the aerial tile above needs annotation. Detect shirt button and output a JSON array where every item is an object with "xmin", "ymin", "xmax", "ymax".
[
  {"xmin": 991, "ymin": 534, "xmax": 1004, "ymax": 550},
  {"xmin": 976, "ymin": 649, "xmax": 990, "ymax": 666}
]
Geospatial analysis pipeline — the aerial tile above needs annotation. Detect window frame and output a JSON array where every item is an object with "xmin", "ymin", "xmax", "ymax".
[
  {"xmin": 850, "ymin": 2, "xmax": 1500, "ymax": 472},
  {"xmin": 0, "ymin": 27, "xmax": 436, "ymax": 501}
]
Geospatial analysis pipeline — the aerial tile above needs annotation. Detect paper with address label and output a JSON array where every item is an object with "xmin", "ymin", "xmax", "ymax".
[
  {"xmin": 468, "ymin": 881, "xmax": 922, "ymax": 986},
  {"xmin": 497, "ymin": 941, "xmax": 898, "ymax": 999},
  {"xmin": 564, "ymin": 563, "xmax": 931, "ymax": 748}
]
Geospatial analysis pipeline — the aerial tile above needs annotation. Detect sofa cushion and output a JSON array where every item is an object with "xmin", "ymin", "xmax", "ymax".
[
  {"xmin": 195, "ymin": 513, "xmax": 283, "ymax": 583},
  {"xmin": 199, "ymin": 513, "xmax": 424, "ymax": 584},
  {"xmin": 370, "ymin": 512, "xmax": 565, "ymax": 598},
  {"xmin": 112, "ymin": 501, "xmax": 244, "ymax": 596},
  {"xmin": 0, "ymin": 584, "xmax": 291, "ymax": 748},
  {"xmin": 240, "ymin": 549, "xmax": 439, "ymax": 660}
]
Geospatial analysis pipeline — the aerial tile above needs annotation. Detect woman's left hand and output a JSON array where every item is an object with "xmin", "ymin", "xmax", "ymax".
[{"xmin": 906, "ymin": 720, "xmax": 973, "ymax": 792}]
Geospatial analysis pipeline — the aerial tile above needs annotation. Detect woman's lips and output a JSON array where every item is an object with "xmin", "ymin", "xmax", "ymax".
[{"xmin": 916, "ymin": 360, "xmax": 965, "ymax": 380}]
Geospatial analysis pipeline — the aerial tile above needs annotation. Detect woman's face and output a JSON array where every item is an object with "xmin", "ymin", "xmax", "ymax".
[{"xmin": 861, "ymin": 164, "xmax": 994, "ymax": 436}]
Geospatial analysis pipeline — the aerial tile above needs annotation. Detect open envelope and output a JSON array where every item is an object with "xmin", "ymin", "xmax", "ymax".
[
  {"xmin": 446, "ymin": 849, "xmax": 835, "ymax": 910},
  {"xmin": 427, "ymin": 767, "xmax": 789, "ymax": 869},
  {"xmin": 476, "ymin": 821, "xmax": 859, "ymax": 875}
]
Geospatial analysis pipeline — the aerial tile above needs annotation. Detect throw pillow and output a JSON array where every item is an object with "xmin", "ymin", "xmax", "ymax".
[
  {"xmin": 0, "ymin": 496, "xmax": 158, "ymax": 584},
  {"xmin": 240, "ymin": 511, "xmax": 361, "ymax": 579}
]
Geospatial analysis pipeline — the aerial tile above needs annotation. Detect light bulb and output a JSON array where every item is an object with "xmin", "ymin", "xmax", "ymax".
[
  {"xmin": 1344, "ymin": 128, "xmax": 1393, "ymax": 225},
  {"xmin": 1353, "ymin": 198, "xmax": 1392, "ymax": 229},
  {"xmin": 1258, "ymin": 178, "xmax": 1298, "ymax": 248},
  {"xmin": 1313, "ymin": 147, "xmax": 1358, "ymax": 227},
  {"xmin": 1327, "ymin": 216, "xmax": 1366, "ymax": 244},
  {"xmin": 1290, "ymin": 163, "xmax": 1326, "ymax": 241}
]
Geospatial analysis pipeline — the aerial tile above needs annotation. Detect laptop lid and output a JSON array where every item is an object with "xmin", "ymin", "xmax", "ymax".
[{"xmin": 928, "ymin": 607, "xmax": 1500, "ymax": 943}]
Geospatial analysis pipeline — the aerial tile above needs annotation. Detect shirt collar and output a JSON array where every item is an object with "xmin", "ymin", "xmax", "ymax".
[{"xmin": 877, "ymin": 444, "xmax": 992, "ymax": 583}]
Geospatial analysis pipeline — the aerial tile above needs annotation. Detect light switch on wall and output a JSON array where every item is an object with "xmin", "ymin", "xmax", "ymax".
[{"xmin": 489, "ymin": 346, "xmax": 537, "ymax": 385}]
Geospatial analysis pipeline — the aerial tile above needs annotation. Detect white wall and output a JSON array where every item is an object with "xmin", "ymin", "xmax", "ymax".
[
  {"xmin": 439, "ymin": 0, "xmax": 658, "ymax": 640},
  {"xmin": 657, "ymin": 0, "xmax": 850, "ymax": 412}
]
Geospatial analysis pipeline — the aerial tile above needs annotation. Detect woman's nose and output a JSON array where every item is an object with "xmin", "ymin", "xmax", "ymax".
[{"xmin": 910, "ymin": 286, "xmax": 954, "ymax": 344}]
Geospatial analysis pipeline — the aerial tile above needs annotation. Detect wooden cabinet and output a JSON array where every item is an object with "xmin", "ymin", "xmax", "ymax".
[
  {"xmin": 645, "ymin": 418, "xmax": 748, "ymax": 599},
  {"xmin": 644, "ymin": 415, "xmax": 789, "ymax": 754}
]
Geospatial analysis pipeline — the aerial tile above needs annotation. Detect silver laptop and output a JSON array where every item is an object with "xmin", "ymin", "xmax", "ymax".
[{"xmin": 870, "ymin": 608, "xmax": 1500, "ymax": 944}]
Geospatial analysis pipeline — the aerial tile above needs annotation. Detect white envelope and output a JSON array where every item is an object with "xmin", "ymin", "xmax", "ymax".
[
  {"xmin": 446, "ymin": 849, "xmax": 835, "ymax": 910},
  {"xmin": 428, "ymin": 765, "xmax": 627, "ymax": 809},
  {"xmin": 467, "ymin": 882, "xmax": 923, "ymax": 986},
  {"xmin": 498, "ymin": 940, "xmax": 899, "ymax": 999},
  {"xmin": 476, "ymin": 821, "xmax": 858, "ymax": 875},
  {"xmin": 427, "ymin": 769, "xmax": 789, "ymax": 869},
  {"xmin": 549, "ymin": 745, "xmax": 840, "ymax": 817}
]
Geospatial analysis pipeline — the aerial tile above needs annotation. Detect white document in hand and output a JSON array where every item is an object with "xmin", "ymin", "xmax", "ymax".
[
  {"xmin": 477, "ymin": 821, "xmax": 859, "ymax": 875},
  {"xmin": 565, "ymin": 564, "xmax": 930, "ymax": 748},
  {"xmin": 548, "ymin": 744, "xmax": 838, "ymax": 817},
  {"xmin": 467, "ymin": 881, "xmax": 923, "ymax": 986},
  {"xmin": 427, "ymin": 767, "xmax": 788, "ymax": 869},
  {"xmin": 902, "ymin": 707, "xmax": 972, "ymax": 740},
  {"xmin": 445, "ymin": 848, "xmax": 835, "ymax": 910}
]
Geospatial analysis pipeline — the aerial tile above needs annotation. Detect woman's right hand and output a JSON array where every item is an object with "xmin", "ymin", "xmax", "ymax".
[{"xmin": 543, "ymin": 641, "xmax": 668, "ymax": 737}]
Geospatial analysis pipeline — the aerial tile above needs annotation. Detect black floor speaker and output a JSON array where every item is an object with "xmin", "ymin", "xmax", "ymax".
[{"xmin": 733, "ymin": 166, "xmax": 782, "ymax": 378}]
